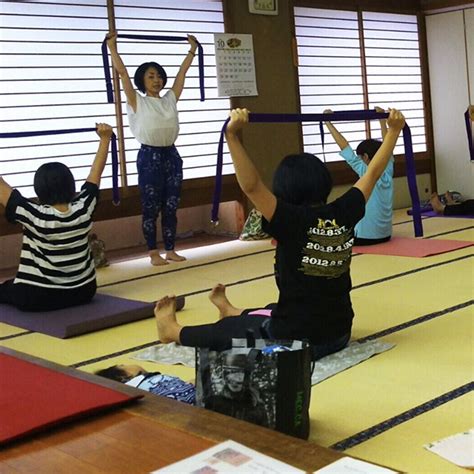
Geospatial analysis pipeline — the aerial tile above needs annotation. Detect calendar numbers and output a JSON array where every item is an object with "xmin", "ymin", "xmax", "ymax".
[
  {"xmin": 248, "ymin": 0, "xmax": 278, "ymax": 15},
  {"xmin": 214, "ymin": 34, "xmax": 258, "ymax": 97}
]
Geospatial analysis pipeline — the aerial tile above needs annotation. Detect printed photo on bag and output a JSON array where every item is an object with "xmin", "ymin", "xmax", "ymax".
[
  {"xmin": 196, "ymin": 340, "xmax": 311, "ymax": 439},
  {"xmin": 199, "ymin": 351, "xmax": 277, "ymax": 429}
]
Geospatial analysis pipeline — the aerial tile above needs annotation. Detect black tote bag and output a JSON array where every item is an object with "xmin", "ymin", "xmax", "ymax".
[{"xmin": 195, "ymin": 337, "xmax": 312, "ymax": 439}]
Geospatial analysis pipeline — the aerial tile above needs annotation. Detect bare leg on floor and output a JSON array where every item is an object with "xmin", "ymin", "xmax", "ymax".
[
  {"xmin": 154, "ymin": 295, "xmax": 183, "ymax": 343},
  {"xmin": 445, "ymin": 191, "xmax": 456, "ymax": 205},
  {"xmin": 209, "ymin": 284, "xmax": 243, "ymax": 319},
  {"xmin": 430, "ymin": 193, "xmax": 446, "ymax": 215}
]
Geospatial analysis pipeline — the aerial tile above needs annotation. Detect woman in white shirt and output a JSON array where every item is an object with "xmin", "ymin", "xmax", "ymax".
[{"xmin": 107, "ymin": 33, "xmax": 198, "ymax": 265}]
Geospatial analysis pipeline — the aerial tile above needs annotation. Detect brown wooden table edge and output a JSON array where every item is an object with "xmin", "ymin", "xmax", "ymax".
[{"xmin": 0, "ymin": 347, "xmax": 401, "ymax": 473}]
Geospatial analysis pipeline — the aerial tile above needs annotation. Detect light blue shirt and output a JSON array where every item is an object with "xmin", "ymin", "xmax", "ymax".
[{"xmin": 340, "ymin": 145, "xmax": 394, "ymax": 239}]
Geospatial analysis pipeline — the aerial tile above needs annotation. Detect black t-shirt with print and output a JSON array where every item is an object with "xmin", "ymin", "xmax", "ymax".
[{"xmin": 262, "ymin": 187, "xmax": 365, "ymax": 344}]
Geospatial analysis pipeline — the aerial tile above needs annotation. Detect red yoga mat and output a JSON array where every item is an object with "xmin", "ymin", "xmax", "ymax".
[
  {"xmin": 353, "ymin": 237, "xmax": 473, "ymax": 257},
  {"xmin": 0, "ymin": 353, "xmax": 143, "ymax": 445}
]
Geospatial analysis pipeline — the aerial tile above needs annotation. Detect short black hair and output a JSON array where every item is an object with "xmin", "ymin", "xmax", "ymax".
[
  {"xmin": 273, "ymin": 153, "xmax": 333, "ymax": 206},
  {"xmin": 223, "ymin": 353, "xmax": 248, "ymax": 370},
  {"xmin": 95, "ymin": 365, "xmax": 131, "ymax": 383},
  {"xmin": 134, "ymin": 62, "xmax": 168, "ymax": 93},
  {"xmin": 33, "ymin": 162, "xmax": 76, "ymax": 205},
  {"xmin": 356, "ymin": 139, "xmax": 382, "ymax": 161}
]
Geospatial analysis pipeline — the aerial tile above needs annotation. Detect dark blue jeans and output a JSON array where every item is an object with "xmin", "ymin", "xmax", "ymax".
[{"xmin": 137, "ymin": 144, "xmax": 183, "ymax": 251}]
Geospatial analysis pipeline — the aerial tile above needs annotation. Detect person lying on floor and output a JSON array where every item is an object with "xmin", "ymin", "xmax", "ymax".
[
  {"xmin": 430, "ymin": 191, "xmax": 474, "ymax": 216},
  {"xmin": 152, "ymin": 107, "xmax": 406, "ymax": 360},
  {"xmin": 0, "ymin": 124, "xmax": 113, "ymax": 312},
  {"xmin": 96, "ymin": 364, "xmax": 196, "ymax": 405}
]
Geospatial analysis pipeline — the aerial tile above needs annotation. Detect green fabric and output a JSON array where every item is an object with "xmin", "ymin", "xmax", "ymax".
[
  {"xmin": 239, "ymin": 209, "xmax": 271, "ymax": 241},
  {"xmin": 89, "ymin": 234, "xmax": 109, "ymax": 268}
]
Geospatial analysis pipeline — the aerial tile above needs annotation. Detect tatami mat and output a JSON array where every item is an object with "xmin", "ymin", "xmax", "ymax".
[
  {"xmin": 1, "ymin": 211, "xmax": 472, "ymax": 473},
  {"xmin": 97, "ymin": 240, "xmax": 273, "ymax": 289},
  {"xmin": 309, "ymin": 306, "xmax": 472, "ymax": 446},
  {"xmin": 394, "ymin": 214, "xmax": 473, "ymax": 240},
  {"xmin": 346, "ymin": 393, "xmax": 474, "ymax": 473},
  {"xmin": 0, "ymin": 326, "xmax": 29, "ymax": 339},
  {"xmin": 350, "ymin": 253, "xmax": 473, "ymax": 339}
]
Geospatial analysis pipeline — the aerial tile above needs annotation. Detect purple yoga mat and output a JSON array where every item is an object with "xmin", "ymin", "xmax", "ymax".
[
  {"xmin": 407, "ymin": 209, "xmax": 474, "ymax": 219},
  {"xmin": 0, "ymin": 294, "xmax": 155, "ymax": 338}
]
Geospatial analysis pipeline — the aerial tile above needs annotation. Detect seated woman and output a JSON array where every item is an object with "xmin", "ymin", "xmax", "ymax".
[
  {"xmin": 324, "ymin": 107, "xmax": 394, "ymax": 246},
  {"xmin": 153, "ymin": 108, "xmax": 406, "ymax": 360},
  {"xmin": 0, "ymin": 124, "xmax": 113, "ymax": 312}
]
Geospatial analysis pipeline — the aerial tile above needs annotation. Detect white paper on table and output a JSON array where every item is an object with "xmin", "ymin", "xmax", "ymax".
[
  {"xmin": 314, "ymin": 457, "xmax": 397, "ymax": 473},
  {"xmin": 424, "ymin": 428, "xmax": 474, "ymax": 468},
  {"xmin": 152, "ymin": 439, "xmax": 305, "ymax": 473}
]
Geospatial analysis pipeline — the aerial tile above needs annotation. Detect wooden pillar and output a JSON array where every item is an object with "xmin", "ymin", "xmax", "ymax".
[
  {"xmin": 357, "ymin": 8, "xmax": 371, "ymax": 139},
  {"xmin": 106, "ymin": 0, "xmax": 128, "ymax": 189},
  {"xmin": 417, "ymin": 12, "xmax": 437, "ymax": 192}
]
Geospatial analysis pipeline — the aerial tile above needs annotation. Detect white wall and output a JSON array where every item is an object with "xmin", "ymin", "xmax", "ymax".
[{"xmin": 426, "ymin": 8, "xmax": 474, "ymax": 197}]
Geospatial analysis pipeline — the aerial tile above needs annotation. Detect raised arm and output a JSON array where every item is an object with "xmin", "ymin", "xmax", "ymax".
[
  {"xmin": 86, "ymin": 124, "xmax": 113, "ymax": 187},
  {"xmin": 171, "ymin": 35, "xmax": 198, "ymax": 101},
  {"xmin": 0, "ymin": 177, "xmax": 13, "ymax": 210},
  {"xmin": 225, "ymin": 109, "xmax": 277, "ymax": 222},
  {"xmin": 354, "ymin": 109, "xmax": 405, "ymax": 202},
  {"xmin": 375, "ymin": 106, "xmax": 388, "ymax": 139},
  {"xmin": 323, "ymin": 109, "xmax": 350, "ymax": 150},
  {"xmin": 106, "ymin": 32, "xmax": 137, "ymax": 112}
]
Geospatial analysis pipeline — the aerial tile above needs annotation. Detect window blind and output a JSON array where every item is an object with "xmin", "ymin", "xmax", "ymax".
[
  {"xmin": 363, "ymin": 11, "xmax": 426, "ymax": 154},
  {"xmin": 294, "ymin": 6, "xmax": 427, "ymax": 161},
  {"xmin": 0, "ymin": 0, "xmax": 230, "ymax": 198},
  {"xmin": 294, "ymin": 7, "xmax": 366, "ymax": 163}
]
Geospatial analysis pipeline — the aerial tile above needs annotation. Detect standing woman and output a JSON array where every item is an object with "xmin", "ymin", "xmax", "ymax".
[{"xmin": 106, "ymin": 33, "xmax": 198, "ymax": 265}]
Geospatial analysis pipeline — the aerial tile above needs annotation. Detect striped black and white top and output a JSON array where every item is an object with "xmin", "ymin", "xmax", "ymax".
[{"xmin": 6, "ymin": 182, "xmax": 99, "ymax": 289}]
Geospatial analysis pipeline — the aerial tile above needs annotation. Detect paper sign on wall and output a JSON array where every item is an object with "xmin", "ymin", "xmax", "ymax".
[{"xmin": 214, "ymin": 33, "xmax": 258, "ymax": 97}]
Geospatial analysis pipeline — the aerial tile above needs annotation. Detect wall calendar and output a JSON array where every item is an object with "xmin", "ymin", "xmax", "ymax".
[{"xmin": 214, "ymin": 33, "xmax": 258, "ymax": 97}]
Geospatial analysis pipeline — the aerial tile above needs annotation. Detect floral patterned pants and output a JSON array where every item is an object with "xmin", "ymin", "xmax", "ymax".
[{"xmin": 137, "ymin": 144, "xmax": 183, "ymax": 251}]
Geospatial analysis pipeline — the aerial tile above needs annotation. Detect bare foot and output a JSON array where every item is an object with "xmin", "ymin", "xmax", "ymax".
[
  {"xmin": 166, "ymin": 250, "xmax": 186, "ymax": 262},
  {"xmin": 209, "ymin": 284, "xmax": 242, "ymax": 319},
  {"xmin": 445, "ymin": 191, "xmax": 455, "ymax": 205},
  {"xmin": 154, "ymin": 295, "xmax": 182, "ymax": 344},
  {"xmin": 150, "ymin": 250, "xmax": 169, "ymax": 266},
  {"xmin": 430, "ymin": 193, "xmax": 445, "ymax": 214}
]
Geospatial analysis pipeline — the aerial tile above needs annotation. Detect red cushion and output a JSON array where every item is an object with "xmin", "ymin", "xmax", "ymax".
[{"xmin": 0, "ymin": 353, "xmax": 142, "ymax": 444}]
